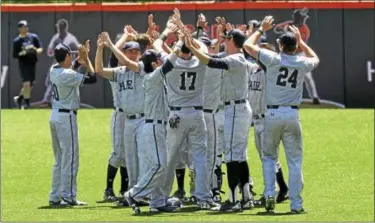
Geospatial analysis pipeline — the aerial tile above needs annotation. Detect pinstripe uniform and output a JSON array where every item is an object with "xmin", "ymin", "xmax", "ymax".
[
  {"xmin": 220, "ymin": 53, "xmax": 252, "ymax": 163},
  {"xmin": 258, "ymin": 48, "xmax": 318, "ymax": 211},
  {"xmin": 111, "ymin": 63, "xmax": 145, "ymax": 189},
  {"xmin": 127, "ymin": 64, "xmax": 169, "ymax": 208},
  {"xmin": 49, "ymin": 65, "xmax": 86, "ymax": 203}
]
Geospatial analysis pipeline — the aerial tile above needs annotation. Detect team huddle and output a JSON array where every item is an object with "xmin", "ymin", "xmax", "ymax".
[{"xmin": 47, "ymin": 8, "xmax": 319, "ymax": 214}]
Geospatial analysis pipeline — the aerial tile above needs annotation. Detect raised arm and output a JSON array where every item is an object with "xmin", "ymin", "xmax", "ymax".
[
  {"xmin": 95, "ymin": 33, "xmax": 115, "ymax": 79},
  {"xmin": 289, "ymin": 25, "xmax": 319, "ymax": 62},
  {"xmin": 243, "ymin": 15, "xmax": 274, "ymax": 60},
  {"xmin": 77, "ymin": 43, "xmax": 97, "ymax": 84},
  {"xmin": 101, "ymin": 32, "xmax": 140, "ymax": 73}
]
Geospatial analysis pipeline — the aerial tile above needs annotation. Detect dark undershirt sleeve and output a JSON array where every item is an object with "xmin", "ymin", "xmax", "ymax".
[
  {"xmin": 160, "ymin": 60, "xmax": 174, "ymax": 77},
  {"xmin": 83, "ymin": 72, "xmax": 97, "ymax": 84},
  {"xmin": 207, "ymin": 58, "xmax": 229, "ymax": 70}
]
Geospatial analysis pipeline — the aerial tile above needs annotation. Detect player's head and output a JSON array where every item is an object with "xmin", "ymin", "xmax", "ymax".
[
  {"xmin": 136, "ymin": 33, "xmax": 153, "ymax": 53},
  {"xmin": 141, "ymin": 49, "xmax": 163, "ymax": 74},
  {"xmin": 277, "ymin": 31, "xmax": 298, "ymax": 54},
  {"xmin": 56, "ymin": 19, "xmax": 69, "ymax": 33},
  {"xmin": 199, "ymin": 36, "xmax": 216, "ymax": 54},
  {"xmin": 122, "ymin": 41, "xmax": 141, "ymax": 62},
  {"xmin": 17, "ymin": 20, "xmax": 29, "ymax": 34},
  {"xmin": 54, "ymin": 43, "xmax": 73, "ymax": 67},
  {"xmin": 292, "ymin": 8, "xmax": 309, "ymax": 26},
  {"xmin": 221, "ymin": 29, "xmax": 246, "ymax": 54}
]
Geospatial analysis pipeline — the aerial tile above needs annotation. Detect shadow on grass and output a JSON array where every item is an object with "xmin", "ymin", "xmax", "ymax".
[
  {"xmin": 38, "ymin": 205, "xmax": 116, "ymax": 210},
  {"xmin": 38, "ymin": 205, "xmax": 73, "ymax": 210},
  {"xmin": 242, "ymin": 211, "xmax": 307, "ymax": 216}
]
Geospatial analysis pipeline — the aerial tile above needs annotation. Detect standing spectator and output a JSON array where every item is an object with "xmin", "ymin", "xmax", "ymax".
[{"xmin": 13, "ymin": 20, "xmax": 43, "ymax": 109}]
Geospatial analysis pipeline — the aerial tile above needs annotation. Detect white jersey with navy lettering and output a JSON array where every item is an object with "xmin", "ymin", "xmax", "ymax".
[
  {"xmin": 165, "ymin": 56, "xmax": 206, "ymax": 107},
  {"xmin": 50, "ymin": 66, "xmax": 85, "ymax": 110},
  {"xmin": 258, "ymin": 49, "xmax": 318, "ymax": 106},
  {"xmin": 248, "ymin": 64, "xmax": 266, "ymax": 115},
  {"xmin": 203, "ymin": 67, "xmax": 223, "ymax": 110},
  {"xmin": 143, "ymin": 67, "xmax": 169, "ymax": 120},
  {"xmin": 220, "ymin": 53, "xmax": 249, "ymax": 102},
  {"xmin": 111, "ymin": 63, "xmax": 145, "ymax": 114}
]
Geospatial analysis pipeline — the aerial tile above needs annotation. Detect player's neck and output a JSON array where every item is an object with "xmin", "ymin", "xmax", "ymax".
[
  {"xmin": 19, "ymin": 32, "xmax": 28, "ymax": 37},
  {"xmin": 59, "ymin": 62, "xmax": 71, "ymax": 69},
  {"xmin": 227, "ymin": 48, "xmax": 242, "ymax": 55}
]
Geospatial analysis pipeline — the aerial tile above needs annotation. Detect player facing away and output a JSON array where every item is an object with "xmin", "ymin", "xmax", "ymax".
[
  {"xmin": 95, "ymin": 33, "xmax": 145, "ymax": 203},
  {"xmin": 247, "ymin": 43, "xmax": 289, "ymax": 206},
  {"xmin": 161, "ymin": 11, "xmax": 219, "ymax": 210},
  {"xmin": 48, "ymin": 43, "xmax": 97, "ymax": 206},
  {"xmin": 244, "ymin": 16, "xmax": 320, "ymax": 213},
  {"xmin": 124, "ymin": 49, "xmax": 181, "ymax": 214},
  {"xmin": 186, "ymin": 28, "xmax": 254, "ymax": 212}
]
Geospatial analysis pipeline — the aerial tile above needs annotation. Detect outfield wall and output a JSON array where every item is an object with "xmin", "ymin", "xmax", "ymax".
[{"xmin": 1, "ymin": 1, "xmax": 374, "ymax": 108}]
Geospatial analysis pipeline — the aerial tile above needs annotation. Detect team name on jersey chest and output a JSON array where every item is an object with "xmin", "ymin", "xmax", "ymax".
[
  {"xmin": 118, "ymin": 80, "xmax": 133, "ymax": 92},
  {"xmin": 249, "ymin": 80, "xmax": 262, "ymax": 91}
]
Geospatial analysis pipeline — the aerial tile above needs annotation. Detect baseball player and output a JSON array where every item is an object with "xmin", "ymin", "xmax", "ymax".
[
  {"xmin": 123, "ymin": 49, "xmax": 181, "ymax": 214},
  {"xmin": 48, "ymin": 43, "xmax": 97, "ymax": 206},
  {"xmin": 95, "ymin": 32, "xmax": 145, "ymax": 201},
  {"xmin": 160, "ymin": 10, "xmax": 219, "ymax": 210},
  {"xmin": 244, "ymin": 16, "xmax": 320, "ymax": 213},
  {"xmin": 185, "ymin": 28, "xmax": 254, "ymax": 212},
  {"xmin": 247, "ymin": 43, "xmax": 289, "ymax": 206},
  {"xmin": 101, "ymin": 34, "xmax": 130, "ymax": 203},
  {"xmin": 273, "ymin": 8, "xmax": 320, "ymax": 104}
]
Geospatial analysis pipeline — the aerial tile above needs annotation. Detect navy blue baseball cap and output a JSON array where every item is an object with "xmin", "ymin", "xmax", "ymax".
[
  {"xmin": 142, "ymin": 49, "xmax": 161, "ymax": 73},
  {"xmin": 123, "ymin": 41, "xmax": 141, "ymax": 51},
  {"xmin": 54, "ymin": 43, "xmax": 73, "ymax": 62},
  {"xmin": 199, "ymin": 36, "xmax": 212, "ymax": 47},
  {"xmin": 18, "ymin": 20, "xmax": 28, "ymax": 28},
  {"xmin": 221, "ymin": 29, "xmax": 246, "ymax": 48},
  {"xmin": 277, "ymin": 31, "xmax": 297, "ymax": 47}
]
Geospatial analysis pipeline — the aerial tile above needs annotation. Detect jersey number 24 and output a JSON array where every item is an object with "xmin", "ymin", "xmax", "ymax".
[
  {"xmin": 276, "ymin": 67, "xmax": 298, "ymax": 88},
  {"xmin": 179, "ymin": 72, "xmax": 197, "ymax": 91}
]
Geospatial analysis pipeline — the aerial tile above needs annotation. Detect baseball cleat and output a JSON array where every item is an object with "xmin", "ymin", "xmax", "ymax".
[
  {"xmin": 197, "ymin": 200, "xmax": 220, "ymax": 210},
  {"xmin": 13, "ymin": 96, "xmax": 22, "ymax": 109},
  {"xmin": 212, "ymin": 189, "xmax": 224, "ymax": 203},
  {"xmin": 276, "ymin": 189, "xmax": 289, "ymax": 203},
  {"xmin": 61, "ymin": 198, "xmax": 88, "ymax": 206},
  {"xmin": 49, "ymin": 200, "xmax": 64, "ymax": 207},
  {"xmin": 241, "ymin": 199, "xmax": 254, "ymax": 210},
  {"xmin": 254, "ymin": 195, "xmax": 265, "ymax": 206},
  {"xmin": 124, "ymin": 191, "xmax": 141, "ymax": 214},
  {"xmin": 211, "ymin": 200, "xmax": 242, "ymax": 212},
  {"xmin": 291, "ymin": 208, "xmax": 306, "ymax": 214},
  {"xmin": 117, "ymin": 191, "xmax": 125, "ymax": 201},
  {"xmin": 265, "ymin": 196, "xmax": 275, "ymax": 212},
  {"xmin": 103, "ymin": 188, "xmax": 118, "ymax": 202},
  {"xmin": 167, "ymin": 197, "xmax": 184, "ymax": 208},
  {"xmin": 114, "ymin": 199, "xmax": 129, "ymax": 207},
  {"xmin": 250, "ymin": 185, "xmax": 257, "ymax": 196},
  {"xmin": 172, "ymin": 189, "xmax": 186, "ymax": 199},
  {"xmin": 149, "ymin": 205, "xmax": 180, "ymax": 213}
]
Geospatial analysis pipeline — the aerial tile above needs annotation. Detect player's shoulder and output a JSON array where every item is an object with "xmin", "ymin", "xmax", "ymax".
[{"xmin": 29, "ymin": 33, "xmax": 40, "ymax": 39}]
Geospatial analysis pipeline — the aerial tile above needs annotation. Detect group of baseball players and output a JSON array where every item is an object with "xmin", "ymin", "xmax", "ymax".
[{"xmin": 47, "ymin": 8, "xmax": 319, "ymax": 215}]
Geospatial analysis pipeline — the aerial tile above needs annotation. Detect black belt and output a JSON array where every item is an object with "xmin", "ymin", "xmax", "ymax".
[
  {"xmin": 145, "ymin": 119, "xmax": 167, "ymax": 125},
  {"xmin": 253, "ymin": 114, "xmax": 265, "ymax": 120},
  {"xmin": 126, "ymin": 113, "xmax": 145, "ymax": 120},
  {"xmin": 224, "ymin": 99, "xmax": 246, "ymax": 106},
  {"xmin": 267, "ymin": 105, "xmax": 299, "ymax": 109},
  {"xmin": 203, "ymin": 108, "xmax": 219, "ymax": 114},
  {"xmin": 170, "ymin": 106, "xmax": 203, "ymax": 111},
  {"xmin": 58, "ymin": 109, "xmax": 77, "ymax": 115},
  {"xmin": 114, "ymin": 107, "xmax": 124, "ymax": 112}
]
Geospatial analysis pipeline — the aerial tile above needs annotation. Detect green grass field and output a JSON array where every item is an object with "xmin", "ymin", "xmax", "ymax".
[{"xmin": 1, "ymin": 109, "xmax": 374, "ymax": 222}]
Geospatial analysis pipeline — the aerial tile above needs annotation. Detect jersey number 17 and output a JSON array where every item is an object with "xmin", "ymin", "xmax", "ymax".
[
  {"xmin": 276, "ymin": 67, "xmax": 298, "ymax": 88},
  {"xmin": 179, "ymin": 72, "xmax": 197, "ymax": 91}
]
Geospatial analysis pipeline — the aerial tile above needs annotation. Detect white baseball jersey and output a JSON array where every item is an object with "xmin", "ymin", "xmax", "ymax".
[
  {"xmin": 248, "ymin": 63, "xmax": 266, "ymax": 115},
  {"xmin": 143, "ymin": 67, "xmax": 169, "ymax": 120},
  {"xmin": 165, "ymin": 56, "xmax": 207, "ymax": 107},
  {"xmin": 219, "ymin": 53, "xmax": 249, "ymax": 102},
  {"xmin": 111, "ymin": 63, "xmax": 145, "ymax": 113},
  {"xmin": 258, "ymin": 49, "xmax": 318, "ymax": 106},
  {"xmin": 50, "ymin": 66, "xmax": 85, "ymax": 110},
  {"xmin": 203, "ymin": 67, "xmax": 223, "ymax": 110}
]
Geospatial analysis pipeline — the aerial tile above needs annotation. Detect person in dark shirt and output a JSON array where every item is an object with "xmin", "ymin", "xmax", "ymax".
[{"xmin": 12, "ymin": 20, "xmax": 43, "ymax": 109}]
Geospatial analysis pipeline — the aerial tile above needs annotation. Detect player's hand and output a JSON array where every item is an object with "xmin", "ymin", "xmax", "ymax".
[
  {"xmin": 97, "ymin": 34, "xmax": 105, "ymax": 48},
  {"xmin": 216, "ymin": 24, "xmax": 224, "ymax": 42},
  {"xmin": 148, "ymin": 14, "xmax": 156, "ymax": 30},
  {"xmin": 288, "ymin": 25, "xmax": 302, "ymax": 44},
  {"xmin": 166, "ymin": 24, "xmax": 179, "ymax": 35},
  {"xmin": 84, "ymin": 39, "xmax": 90, "ymax": 53},
  {"xmin": 183, "ymin": 30, "xmax": 192, "ymax": 48},
  {"xmin": 173, "ymin": 8, "xmax": 181, "ymax": 21},
  {"xmin": 18, "ymin": 50, "xmax": 27, "ymax": 56},
  {"xmin": 78, "ymin": 45, "xmax": 88, "ymax": 64},
  {"xmin": 100, "ymin": 32, "xmax": 112, "ymax": 47},
  {"xmin": 197, "ymin": 13, "xmax": 208, "ymax": 28},
  {"xmin": 260, "ymin": 15, "xmax": 275, "ymax": 32}
]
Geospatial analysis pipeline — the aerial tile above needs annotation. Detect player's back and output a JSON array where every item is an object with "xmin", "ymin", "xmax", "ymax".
[
  {"xmin": 265, "ymin": 53, "xmax": 314, "ymax": 106},
  {"xmin": 49, "ymin": 66, "xmax": 83, "ymax": 110},
  {"xmin": 166, "ymin": 56, "xmax": 206, "ymax": 107}
]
